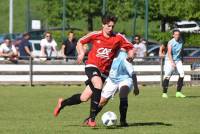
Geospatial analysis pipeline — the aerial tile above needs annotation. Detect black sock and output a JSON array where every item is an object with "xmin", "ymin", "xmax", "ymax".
[
  {"xmin": 95, "ymin": 106, "xmax": 103, "ymax": 116},
  {"xmin": 119, "ymin": 97, "xmax": 128, "ymax": 122},
  {"xmin": 60, "ymin": 94, "xmax": 81, "ymax": 110},
  {"xmin": 90, "ymin": 88, "xmax": 101, "ymax": 121},
  {"xmin": 177, "ymin": 77, "xmax": 184, "ymax": 92},
  {"xmin": 162, "ymin": 78, "xmax": 169, "ymax": 93}
]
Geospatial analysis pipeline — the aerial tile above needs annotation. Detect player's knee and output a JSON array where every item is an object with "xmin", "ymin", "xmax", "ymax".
[
  {"xmin": 99, "ymin": 97, "xmax": 108, "ymax": 107},
  {"xmin": 119, "ymin": 86, "xmax": 129, "ymax": 98},
  {"xmin": 91, "ymin": 76, "xmax": 103, "ymax": 89},
  {"xmin": 80, "ymin": 94, "xmax": 90, "ymax": 102}
]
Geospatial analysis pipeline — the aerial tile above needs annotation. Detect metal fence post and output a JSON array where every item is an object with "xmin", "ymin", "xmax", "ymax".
[{"xmin": 29, "ymin": 56, "xmax": 33, "ymax": 86}]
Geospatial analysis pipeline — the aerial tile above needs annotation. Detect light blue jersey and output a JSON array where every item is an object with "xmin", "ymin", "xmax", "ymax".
[
  {"xmin": 165, "ymin": 38, "xmax": 183, "ymax": 61},
  {"xmin": 109, "ymin": 51, "xmax": 134, "ymax": 83}
]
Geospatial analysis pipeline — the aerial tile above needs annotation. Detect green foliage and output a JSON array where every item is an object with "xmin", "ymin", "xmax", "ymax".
[
  {"xmin": 182, "ymin": 33, "xmax": 200, "ymax": 47},
  {"xmin": 148, "ymin": 0, "xmax": 200, "ymax": 21},
  {"xmin": 150, "ymin": 32, "xmax": 171, "ymax": 43},
  {"xmin": 50, "ymin": 30, "xmax": 88, "ymax": 49},
  {"xmin": 150, "ymin": 32, "xmax": 200, "ymax": 47}
]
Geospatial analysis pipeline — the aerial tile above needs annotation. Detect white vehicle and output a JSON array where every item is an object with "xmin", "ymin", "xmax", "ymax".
[
  {"xmin": 173, "ymin": 21, "xmax": 200, "ymax": 33},
  {"xmin": 29, "ymin": 40, "xmax": 41, "ymax": 57}
]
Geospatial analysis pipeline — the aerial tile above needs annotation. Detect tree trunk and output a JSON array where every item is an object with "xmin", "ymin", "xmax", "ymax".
[
  {"xmin": 160, "ymin": 18, "xmax": 166, "ymax": 32},
  {"xmin": 87, "ymin": 14, "xmax": 93, "ymax": 31}
]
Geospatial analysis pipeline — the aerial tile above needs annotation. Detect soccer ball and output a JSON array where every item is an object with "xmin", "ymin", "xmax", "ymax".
[{"xmin": 101, "ymin": 111, "xmax": 117, "ymax": 127}]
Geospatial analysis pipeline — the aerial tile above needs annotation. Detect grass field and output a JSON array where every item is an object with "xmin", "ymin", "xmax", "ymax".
[{"xmin": 0, "ymin": 85, "xmax": 200, "ymax": 134}]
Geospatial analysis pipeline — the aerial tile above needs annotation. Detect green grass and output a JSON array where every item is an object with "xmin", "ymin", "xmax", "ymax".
[{"xmin": 0, "ymin": 85, "xmax": 200, "ymax": 134}]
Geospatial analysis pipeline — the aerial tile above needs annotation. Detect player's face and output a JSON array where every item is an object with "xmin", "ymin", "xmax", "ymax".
[
  {"xmin": 102, "ymin": 21, "xmax": 115, "ymax": 36},
  {"xmin": 5, "ymin": 39, "xmax": 11, "ymax": 46},
  {"xmin": 68, "ymin": 33, "xmax": 74, "ymax": 40},
  {"xmin": 173, "ymin": 31, "xmax": 180, "ymax": 41},
  {"xmin": 45, "ymin": 33, "xmax": 52, "ymax": 41}
]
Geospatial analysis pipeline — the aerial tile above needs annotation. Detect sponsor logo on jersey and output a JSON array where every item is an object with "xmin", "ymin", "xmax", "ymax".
[
  {"xmin": 97, "ymin": 40, "xmax": 101, "ymax": 44},
  {"xmin": 96, "ymin": 48, "xmax": 112, "ymax": 59}
]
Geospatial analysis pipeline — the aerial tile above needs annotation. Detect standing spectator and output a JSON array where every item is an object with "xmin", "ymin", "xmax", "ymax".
[
  {"xmin": 40, "ymin": 32, "xmax": 57, "ymax": 60},
  {"xmin": 133, "ymin": 35, "xmax": 147, "ymax": 60},
  {"xmin": 159, "ymin": 41, "xmax": 168, "ymax": 58},
  {"xmin": 0, "ymin": 37, "xmax": 18, "ymax": 60},
  {"xmin": 61, "ymin": 31, "xmax": 77, "ymax": 60},
  {"xmin": 18, "ymin": 33, "xmax": 33, "ymax": 60},
  {"xmin": 162, "ymin": 30, "xmax": 186, "ymax": 98}
]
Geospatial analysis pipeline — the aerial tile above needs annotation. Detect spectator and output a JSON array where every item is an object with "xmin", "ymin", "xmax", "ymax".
[
  {"xmin": 0, "ymin": 37, "xmax": 18, "ymax": 61},
  {"xmin": 40, "ymin": 32, "xmax": 57, "ymax": 60},
  {"xmin": 133, "ymin": 35, "xmax": 147, "ymax": 60},
  {"xmin": 61, "ymin": 31, "xmax": 77, "ymax": 60},
  {"xmin": 159, "ymin": 41, "xmax": 168, "ymax": 58},
  {"xmin": 18, "ymin": 32, "xmax": 33, "ymax": 60}
]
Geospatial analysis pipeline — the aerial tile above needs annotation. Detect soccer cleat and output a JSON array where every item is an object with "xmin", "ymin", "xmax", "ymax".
[
  {"xmin": 120, "ymin": 121, "xmax": 129, "ymax": 127},
  {"xmin": 54, "ymin": 98, "xmax": 63, "ymax": 117},
  {"xmin": 162, "ymin": 93, "xmax": 168, "ymax": 98},
  {"xmin": 176, "ymin": 92, "xmax": 186, "ymax": 98},
  {"xmin": 82, "ymin": 117, "xmax": 90, "ymax": 126},
  {"xmin": 82, "ymin": 118, "xmax": 96, "ymax": 127}
]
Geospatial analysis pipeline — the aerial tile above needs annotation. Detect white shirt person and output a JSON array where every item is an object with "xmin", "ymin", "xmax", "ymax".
[{"xmin": 40, "ymin": 32, "xmax": 57, "ymax": 60}]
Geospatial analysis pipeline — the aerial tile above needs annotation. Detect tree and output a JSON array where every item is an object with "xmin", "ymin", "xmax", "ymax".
[
  {"xmin": 147, "ymin": 0, "xmax": 200, "ymax": 32},
  {"xmin": 40, "ymin": 0, "xmax": 135, "ymax": 31}
]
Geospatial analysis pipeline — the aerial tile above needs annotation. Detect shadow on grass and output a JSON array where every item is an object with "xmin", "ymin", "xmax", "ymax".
[
  {"xmin": 66, "ymin": 122, "xmax": 172, "ymax": 129},
  {"xmin": 127, "ymin": 122, "xmax": 172, "ymax": 127},
  {"xmin": 185, "ymin": 96, "xmax": 200, "ymax": 98}
]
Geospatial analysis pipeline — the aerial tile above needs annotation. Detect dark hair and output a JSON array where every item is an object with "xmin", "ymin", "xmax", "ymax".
[
  {"xmin": 134, "ymin": 35, "xmax": 141, "ymax": 39},
  {"xmin": 173, "ymin": 29, "xmax": 180, "ymax": 34},
  {"xmin": 102, "ymin": 14, "xmax": 117, "ymax": 24},
  {"xmin": 4, "ymin": 36, "xmax": 11, "ymax": 40},
  {"xmin": 23, "ymin": 32, "xmax": 30, "ymax": 37},
  {"xmin": 68, "ymin": 31, "xmax": 74, "ymax": 35}
]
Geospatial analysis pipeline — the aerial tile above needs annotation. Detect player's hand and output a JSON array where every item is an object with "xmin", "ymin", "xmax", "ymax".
[
  {"xmin": 77, "ymin": 54, "xmax": 84, "ymax": 64},
  {"xmin": 133, "ymin": 88, "xmax": 139, "ymax": 96}
]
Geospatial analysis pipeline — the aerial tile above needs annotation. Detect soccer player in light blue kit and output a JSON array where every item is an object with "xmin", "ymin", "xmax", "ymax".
[
  {"xmin": 94, "ymin": 48, "xmax": 139, "ymax": 127},
  {"xmin": 162, "ymin": 30, "xmax": 186, "ymax": 98}
]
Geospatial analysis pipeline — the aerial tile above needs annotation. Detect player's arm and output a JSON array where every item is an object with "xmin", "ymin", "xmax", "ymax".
[
  {"xmin": 76, "ymin": 32, "xmax": 94, "ymax": 64},
  {"xmin": 125, "ymin": 60, "xmax": 139, "ymax": 96},
  {"xmin": 167, "ymin": 43, "xmax": 175, "ymax": 67},
  {"xmin": 132, "ymin": 72, "xmax": 139, "ymax": 96},
  {"xmin": 118, "ymin": 33, "xmax": 135, "ymax": 62},
  {"xmin": 61, "ymin": 43, "xmax": 66, "ymax": 57},
  {"xmin": 76, "ymin": 42, "xmax": 86, "ymax": 64}
]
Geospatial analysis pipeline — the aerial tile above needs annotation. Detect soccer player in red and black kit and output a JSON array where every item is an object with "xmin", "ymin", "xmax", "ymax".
[{"xmin": 54, "ymin": 14, "xmax": 135, "ymax": 127}]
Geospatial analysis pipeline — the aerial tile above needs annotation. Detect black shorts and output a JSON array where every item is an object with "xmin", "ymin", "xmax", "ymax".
[{"xmin": 85, "ymin": 67, "xmax": 107, "ymax": 87}]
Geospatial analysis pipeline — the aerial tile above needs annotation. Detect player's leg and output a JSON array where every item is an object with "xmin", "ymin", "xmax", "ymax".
[
  {"xmin": 118, "ymin": 79, "xmax": 132, "ymax": 127},
  {"xmin": 85, "ymin": 67, "xmax": 104, "ymax": 126},
  {"xmin": 96, "ymin": 78, "xmax": 118, "ymax": 116},
  {"xmin": 119, "ymin": 86, "xmax": 129, "ymax": 127},
  {"xmin": 175, "ymin": 61, "xmax": 186, "ymax": 98},
  {"xmin": 162, "ymin": 61, "xmax": 174, "ymax": 98},
  {"xmin": 54, "ymin": 85, "xmax": 92, "ymax": 117}
]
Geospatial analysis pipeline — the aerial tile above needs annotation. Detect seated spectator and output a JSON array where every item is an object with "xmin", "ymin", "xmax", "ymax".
[
  {"xmin": 133, "ymin": 35, "xmax": 147, "ymax": 61},
  {"xmin": 40, "ymin": 32, "xmax": 57, "ymax": 60},
  {"xmin": 18, "ymin": 32, "xmax": 33, "ymax": 60},
  {"xmin": 61, "ymin": 31, "xmax": 77, "ymax": 61},
  {"xmin": 0, "ymin": 37, "xmax": 18, "ymax": 61}
]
